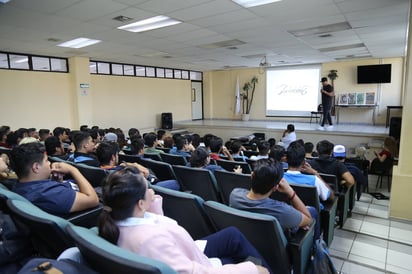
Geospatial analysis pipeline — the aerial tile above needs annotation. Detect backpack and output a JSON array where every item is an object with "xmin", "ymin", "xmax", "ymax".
[
  {"xmin": 0, "ymin": 210, "xmax": 33, "ymax": 270},
  {"xmin": 17, "ymin": 258, "xmax": 98, "ymax": 274},
  {"xmin": 306, "ymin": 237, "xmax": 338, "ymax": 274}
]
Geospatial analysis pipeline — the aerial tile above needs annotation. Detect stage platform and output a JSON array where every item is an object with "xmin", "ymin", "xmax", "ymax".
[{"xmin": 174, "ymin": 119, "xmax": 390, "ymax": 154}]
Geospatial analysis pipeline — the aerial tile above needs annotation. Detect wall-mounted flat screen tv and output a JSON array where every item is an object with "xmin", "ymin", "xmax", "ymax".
[{"xmin": 357, "ymin": 64, "xmax": 391, "ymax": 84}]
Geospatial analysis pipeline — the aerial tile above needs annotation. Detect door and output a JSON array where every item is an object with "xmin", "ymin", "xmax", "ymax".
[{"xmin": 191, "ymin": 81, "xmax": 203, "ymax": 120}]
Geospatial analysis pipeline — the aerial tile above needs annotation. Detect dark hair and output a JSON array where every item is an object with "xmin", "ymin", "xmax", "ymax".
[
  {"xmin": 10, "ymin": 142, "xmax": 46, "ymax": 178},
  {"xmin": 286, "ymin": 142, "xmax": 306, "ymax": 167},
  {"xmin": 203, "ymin": 134, "xmax": 215, "ymax": 148},
  {"xmin": 231, "ymin": 141, "xmax": 242, "ymax": 154},
  {"xmin": 257, "ymin": 141, "xmax": 270, "ymax": 156},
  {"xmin": 174, "ymin": 135, "xmax": 187, "ymax": 150},
  {"xmin": 316, "ymin": 140, "xmax": 334, "ymax": 156},
  {"xmin": 209, "ymin": 137, "xmax": 223, "ymax": 153},
  {"xmin": 190, "ymin": 147, "xmax": 209, "ymax": 167},
  {"xmin": 251, "ymin": 159, "xmax": 284, "ymax": 195},
  {"xmin": 39, "ymin": 129, "xmax": 51, "ymax": 140},
  {"xmin": 98, "ymin": 168, "xmax": 146, "ymax": 244},
  {"xmin": 96, "ymin": 142, "xmax": 120, "ymax": 165},
  {"xmin": 80, "ymin": 125, "xmax": 89, "ymax": 132},
  {"xmin": 156, "ymin": 130, "xmax": 165, "ymax": 141},
  {"xmin": 128, "ymin": 128, "xmax": 141, "ymax": 139},
  {"xmin": 268, "ymin": 138, "xmax": 276, "ymax": 148},
  {"xmin": 191, "ymin": 134, "xmax": 201, "ymax": 148},
  {"xmin": 304, "ymin": 142, "xmax": 314, "ymax": 154},
  {"xmin": 269, "ymin": 145, "xmax": 286, "ymax": 161},
  {"xmin": 144, "ymin": 132, "xmax": 157, "ymax": 147},
  {"xmin": 53, "ymin": 127, "xmax": 66, "ymax": 138},
  {"xmin": 130, "ymin": 138, "xmax": 145, "ymax": 155},
  {"xmin": 72, "ymin": 131, "xmax": 91, "ymax": 150},
  {"xmin": 287, "ymin": 124, "xmax": 295, "ymax": 132},
  {"xmin": 45, "ymin": 136, "xmax": 61, "ymax": 156}
]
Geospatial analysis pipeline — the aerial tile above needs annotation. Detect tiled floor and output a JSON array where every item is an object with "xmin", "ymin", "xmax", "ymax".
[{"xmin": 329, "ymin": 176, "xmax": 412, "ymax": 274}]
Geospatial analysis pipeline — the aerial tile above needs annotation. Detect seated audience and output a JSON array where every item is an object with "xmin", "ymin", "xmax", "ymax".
[
  {"xmin": 372, "ymin": 136, "xmax": 398, "ymax": 164},
  {"xmin": 249, "ymin": 141, "xmax": 270, "ymax": 161},
  {"xmin": 67, "ymin": 131, "xmax": 100, "ymax": 167},
  {"xmin": 231, "ymin": 141, "xmax": 248, "ymax": 161},
  {"xmin": 230, "ymin": 159, "xmax": 319, "ymax": 238},
  {"xmin": 280, "ymin": 124, "xmax": 296, "ymax": 149},
  {"xmin": 38, "ymin": 129, "xmax": 51, "ymax": 143},
  {"xmin": 10, "ymin": 142, "xmax": 99, "ymax": 215},
  {"xmin": 190, "ymin": 147, "xmax": 241, "ymax": 173},
  {"xmin": 168, "ymin": 135, "xmax": 191, "ymax": 157},
  {"xmin": 307, "ymin": 140, "xmax": 354, "ymax": 189},
  {"xmin": 45, "ymin": 136, "xmax": 69, "ymax": 160},
  {"xmin": 143, "ymin": 132, "xmax": 164, "ymax": 154},
  {"xmin": 283, "ymin": 142, "xmax": 335, "ymax": 207},
  {"xmin": 209, "ymin": 137, "xmax": 233, "ymax": 161},
  {"xmin": 98, "ymin": 168, "xmax": 271, "ymax": 274},
  {"xmin": 269, "ymin": 145, "xmax": 288, "ymax": 170},
  {"xmin": 304, "ymin": 142, "xmax": 318, "ymax": 158}
]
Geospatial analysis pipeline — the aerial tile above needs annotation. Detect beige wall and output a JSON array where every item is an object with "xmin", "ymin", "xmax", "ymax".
[{"xmin": 205, "ymin": 58, "xmax": 404, "ymax": 125}]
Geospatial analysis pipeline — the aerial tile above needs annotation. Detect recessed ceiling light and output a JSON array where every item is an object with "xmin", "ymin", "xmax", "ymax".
[
  {"xmin": 117, "ymin": 15, "xmax": 181, "ymax": 33},
  {"xmin": 232, "ymin": 0, "xmax": 282, "ymax": 8},
  {"xmin": 57, "ymin": 37, "xmax": 101, "ymax": 49},
  {"xmin": 113, "ymin": 15, "xmax": 133, "ymax": 22}
]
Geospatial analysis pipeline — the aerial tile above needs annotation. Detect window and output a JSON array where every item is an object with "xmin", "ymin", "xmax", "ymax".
[
  {"xmin": 146, "ymin": 67, "xmax": 155, "ymax": 77},
  {"xmin": 51, "ymin": 58, "xmax": 67, "ymax": 72},
  {"xmin": 97, "ymin": 62, "xmax": 110, "ymax": 74},
  {"xmin": 32, "ymin": 56, "xmax": 50, "ymax": 71},
  {"xmin": 10, "ymin": 54, "xmax": 29, "ymax": 70},
  {"xmin": 124, "ymin": 65, "xmax": 134, "ymax": 76},
  {"xmin": 136, "ymin": 66, "xmax": 145, "ymax": 76},
  {"xmin": 0, "ymin": 53, "xmax": 8, "ymax": 68},
  {"xmin": 165, "ymin": 69, "xmax": 173, "ymax": 78},
  {"xmin": 112, "ymin": 64, "xmax": 123, "ymax": 75}
]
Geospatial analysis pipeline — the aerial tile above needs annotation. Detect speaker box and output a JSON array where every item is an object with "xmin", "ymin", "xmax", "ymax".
[
  {"xmin": 161, "ymin": 113, "xmax": 173, "ymax": 129},
  {"xmin": 389, "ymin": 117, "xmax": 401, "ymax": 140}
]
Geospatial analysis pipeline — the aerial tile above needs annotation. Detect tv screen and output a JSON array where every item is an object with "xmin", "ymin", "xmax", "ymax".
[{"xmin": 357, "ymin": 64, "xmax": 391, "ymax": 84}]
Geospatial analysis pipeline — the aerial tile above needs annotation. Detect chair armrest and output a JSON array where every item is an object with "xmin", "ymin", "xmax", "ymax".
[
  {"xmin": 64, "ymin": 204, "xmax": 103, "ymax": 228},
  {"xmin": 288, "ymin": 221, "xmax": 315, "ymax": 274}
]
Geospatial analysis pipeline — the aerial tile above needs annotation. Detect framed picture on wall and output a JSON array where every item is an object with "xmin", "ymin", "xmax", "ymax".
[
  {"xmin": 348, "ymin": 92, "xmax": 356, "ymax": 105},
  {"xmin": 338, "ymin": 93, "xmax": 348, "ymax": 105},
  {"xmin": 365, "ymin": 92, "xmax": 376, "ymax": 105},
  {"xmin": 356, "ymin": 92, "xmax": 365, "ymax": 105}
]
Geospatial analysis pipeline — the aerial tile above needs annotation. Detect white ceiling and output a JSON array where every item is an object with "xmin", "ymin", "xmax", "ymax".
[{"xmin": 0, "ymin": 0, "xmax": 409, "ymax": 71}]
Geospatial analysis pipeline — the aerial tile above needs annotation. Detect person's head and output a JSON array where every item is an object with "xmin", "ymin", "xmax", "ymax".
[
  {"xmin": 251, "ymin": 159, "xmax": 284, "ymax": 195},
  {"xmin": 191, "ymin": 134, "xmax": 201, "ymax": 148},
  {"xmin": 269, "ymin": 145, "xmax": 286, "ymax": 162},
  {"xmin": 209, "ymin": 137, "xmax": 223, "ymax": 153},
  {"xmin": 0, "ymin": 127, "xmax": 9, "ymax": 143},
  {"xmin": 286, "ymin": 124, "xmax": 295, "ymax": 132},
  {"xmin": 203, "ymin": 134, "xmax": 215, "ymax": 149},
  {"xmin": 231, "ymin": 141, "xmax": 243, "ymax": 154},
  {"xmin": 268, "ymin": 138, "xmax": 276, "ymax": 148},
  {"xmin": 45, "ymin": 136, "xmax": 64, "ymax": 156},
  {"xmin": 174, "ymin": 135, "xmax": 188, "ymax": 151},
  {"xmin": 157, "ymin": 130, "xmax": 166, "ymax": 141},
  {"xmin": 128, "ymin": 128, "xmax": 141, "ymax": 140},
  {"xmin": 15, "ymin": 128, "xmax": 28, "ymax": 143},
  {"xmin": 383, "ymin": 136, "xmax": 398, "ymax": 157},
  {"xmin": 18, "ymin": 137, "xmax": 39, "ymax": 145},
  {"xmin": 103, "ymin": 132, "xmax": 118, "ymax": 143},
  {"xmin": 130, "ymin": 137, "xmax": 145, "ymax": 155},
  {"xmin": 80, "ymin": 125, "xmax": 89, "ymax": 132},
  {"xmin": 189, "ymin": 147, "xmax": 210, "ymax": 167},
  {"xmin": 28, "ymin": 128, "xmax": 38, "ymax": 139},
  {"xmin": 98, "ymin": 167, "xmax": 153, "ymax": 244},
  {"xmin": 321, "ymin": 77, "xmax": 328, "ymax": 86},
  {"xmin": 144, "ymin": 132, "xmax": 158, "ymax": 148},
  {"xmin": 257, "ymin": 141, "xmax": 270, "ymax": 156},
  {"xmin": 96, "ymin": 142, "xmax": 120, "ymax": 166},
  {"xmin": 286, "ymin": 141, "xmax": 306, "ymax": 168},
  {"xmin": 38, "ymin": 129, "xmax": 51, "ymax": 141},
  {"xmin": 333, "ymin": 144, "xmax": 346, "ymax": 161},
  {"xmin": 163, "ymin": 136, "xmax": 174, "ymax": 148},
  {"xmin": 316, "ymin": 140, "xmax": 334, "ymax": 156},
  {"xmin": 10, "ymin": 142, "xmax": 50, "ymax": 180},
  {"xmin": 53, "ymin": 127, "xmax": 69, "ymax": 142},
  {"xmin": 72, "ymin": 131, "xmax": 95, "ymax": 153},
  {"xmin": 304, "ymin": 142, "xmax": 314, "ymax": 154}
]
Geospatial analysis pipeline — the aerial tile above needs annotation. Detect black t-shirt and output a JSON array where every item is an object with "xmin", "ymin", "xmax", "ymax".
[
  {"xmin": 321, "ymin": 84, "xmax": 333, "ymax": 105},
  {"xmin": 308, "ymin": 156, "xmax": 348, "ymax": 183}
]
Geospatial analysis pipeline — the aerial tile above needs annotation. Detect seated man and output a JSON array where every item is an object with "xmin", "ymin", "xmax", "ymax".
[
  {"xmin": 168, "ymin": 135, "xmax": 191, "ymax": 157},
  {"xmin": 230, "ymin": 158, "xmax": 319, "ymax": 238},
  {"xmin": 249, "ymin": 141, "xmax": 270, "ymax": 161},
  {"xmin": 307, "ymin": 140, "xmax": 354, "ymax": 189},
  {"xmin": 45, "ymin": 136, "xmax": 69, "ymax": 160},
  {"xmin": 67, "ymin": 131, "xmax": 100, "ymax": 167},
  {"xmin": 10, "ymin": 142, "xmax": 99, "ymax": 215},
  {"xmin": 143, "ymin": 132, "xmax": 164, "ymax": 155},
  {"xmin": 283, "ymin": 141, "xmax": 335, "ymax": 207}
]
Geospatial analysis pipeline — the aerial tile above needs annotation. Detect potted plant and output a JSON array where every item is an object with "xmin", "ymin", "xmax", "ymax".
[
  {"xmin": 327, "ymin": 70, "xmax": 338, "ymax": 116},
  {"xmin": 241, "ymin": 76, "xmax": 258, "ymax": 121}
]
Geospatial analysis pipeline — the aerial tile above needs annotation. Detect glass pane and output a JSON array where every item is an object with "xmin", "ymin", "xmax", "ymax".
[
  {"xmin": 190, "ymin": 71, "xmax": 202, "ymax": 80},
  {"xmin": 97, "ymin": 62, "xmax": 110, "ymax": 74},
  {"xmin": 136, "ymin": 66, "xmax": 145, "ymax": 76},
  {"xmin": 124, "ymin": 65, "xmax": 134, "ymax": 76},
  {"xmin": 90, "ymin": 62, "xmax": 97, "ymax": 74},
  {"xmin": 181, "ymin": 70, "xmax": 189, "ymax": 79},
  {"xmin": 32, "ymin": 56, "xmax": 50, "ymax": 71},
  {"xmin": 51, "ymin": 58, "xmax": 67, "ymax": 72},
  {"xmin": 0, "ymin": 53, "xmax": 8, "ymax": 68},
  {"xmin": 112, "ymin": 64, "xmax": 123, "ymax": 75},
  {"xmin": 165, "ymin": 69, "xmax": 173, "ymax": 78},
  {"xmin": 174, "ymin": 70, "xmax": 182, "ymax": 79},
  {"xmin": 146, "ymin": 67, "xmax": 155, "ymax": 77},
  {"xmin": 156, "ymin": 67, "xmax": 165, "ymax": 78},
  {"xmin": 10, "ymin": 54, "xmax": 29, "ymax": 69}
]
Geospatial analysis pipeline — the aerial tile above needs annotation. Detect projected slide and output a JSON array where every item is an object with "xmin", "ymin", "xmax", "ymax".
[{"xmin": 266, "ymin": 65, "xmax": 321, "ymax": 116}]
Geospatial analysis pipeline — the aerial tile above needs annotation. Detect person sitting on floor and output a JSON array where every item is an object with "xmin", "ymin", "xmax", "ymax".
[
  {"xmin": 98, "ymin": 167, "xmax": 271, "ymax": 274},
  {"xmin": 10, "ymin": 142, "xmax": 99, "ymax": 215}
]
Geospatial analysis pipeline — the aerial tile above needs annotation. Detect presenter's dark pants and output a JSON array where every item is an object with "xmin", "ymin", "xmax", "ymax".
[
  {"xmin": 321, "ymin": 102, "xmax": 332, "ymax": 126},
  {"xmin": 203, "ymin": 226, "xmax": 272, "ymax": 273}
]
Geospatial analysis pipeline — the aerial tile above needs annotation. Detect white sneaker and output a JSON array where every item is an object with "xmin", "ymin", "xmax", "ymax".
[{"xmin": 317, "ymin": 126, "xmax": 325, "ymax": 131}]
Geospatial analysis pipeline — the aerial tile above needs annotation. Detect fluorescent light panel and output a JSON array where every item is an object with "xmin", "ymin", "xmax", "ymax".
[
  {"xmin": 118, "ymin": 15, "xmax": 181, "ymax": 33},
  {"xmin": 57, "ymin": 37, "xmax": 101, "ymax": 49},
  {"xmin": 232, "ymin": 0, "xmax": 282, "ymax": 8}
]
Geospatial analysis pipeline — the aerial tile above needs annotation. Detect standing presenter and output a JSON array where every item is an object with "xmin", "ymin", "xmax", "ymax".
[{"xmin": 319, "ymin": 77, "xmax": 335, "ymax": 130}]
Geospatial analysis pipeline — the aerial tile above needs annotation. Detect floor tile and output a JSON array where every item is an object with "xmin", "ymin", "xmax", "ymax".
[
  {"xmin": 340, "ymin": 261, "xmax": 386, "ymax": 274},
  {"xmin": 342, "ymin": 218, "xmax": 362, "ymax": 232},
  {"xmin": 330, "ymin": 257, "xmax": 344, "ymax": 272},
  {"xmin": 348, "ymin": 234, "xmax": 387, "ymax": 270},
  {"xmin": 367, "ymin": 204, "xmax": 389, "ymax": 219},
  {"xmin": 360, "ymin": 221, "xmax": 389, "ymax": 239},
  {"xmin": 389, "ymin": 227, "xmax": 412, "ymax": 245},
  {"xmin": 386, "ymin": 241, "xmax": 412, "ymax": 272},
  {"xmin": 352, "ymin": 202, "xmax": 369, "ymax": 215}
]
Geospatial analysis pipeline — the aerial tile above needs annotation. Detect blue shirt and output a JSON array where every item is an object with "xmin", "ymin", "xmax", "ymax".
[
  {"xmin": 13, "ymin": 179, "xmax": 76, "ymax": 215},
  {"xmin": 168, "ymin": 147, "xmax": 191, "ymax": 157}
]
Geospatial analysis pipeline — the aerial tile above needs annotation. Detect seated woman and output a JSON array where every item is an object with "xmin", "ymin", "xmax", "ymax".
[{"xmin": 98, "ymin": 167, "xmax": 270, "ymax": 274}]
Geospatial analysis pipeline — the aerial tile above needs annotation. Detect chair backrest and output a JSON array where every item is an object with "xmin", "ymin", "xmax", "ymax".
[
  {"xmin": 73, "ymin": 163, "xmax": 108, "ymax": 188},
  {"xmin": 143, "ymin": 153, "xmax": 163, "ymax": 161},
  {"xmin": 242, "ymin": 150, "xmax": 259, "ymax": 158},
  {"xmin": 245, "ymin": 158, "xmax": 257, "ymax": 170},
  {"xmin": 151, "ymin": 185, "xmax": 215, "ymax": 239},
  {"xmin": 139, "ymin": 158, "xmax": 176, "ymax": 181},
  {"xmin": 319, "ymin": 173, "xmax": 338, "ymax": 192},
  {"xmin": 213, "ymin": 169, "xmax": 251, "ymax": 205},
  {"xmin": 6, "ymin": 199, "xmax": 74, "ymax": 258},
  {"xmin": 215, "ymin": 159, "xmax": 252, "ymax": 174},
  {"xmin": 118, "ymin": 154, "xmax": 142, "ymax": 164},
  {"xmin": 156, "ymin": 147, "xmax": 171, "ymax": 153},
  {"xmin": 66, "ymin": 226, "xmax": 177, "ymax": 274},
  {"xmin": 172, "ymin": 165, "xmax": 221, "ymax": 202},
  {"xmin": 203, "ymin": 201, "xmax": 290, "ymax": 274},
  {"xmin": 160, "ymin": 153, "xmax": 187, "ymax": 166},
  {"xmin": 289, "ymin": 183, "xmax": 320, "ymax": 212}
]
